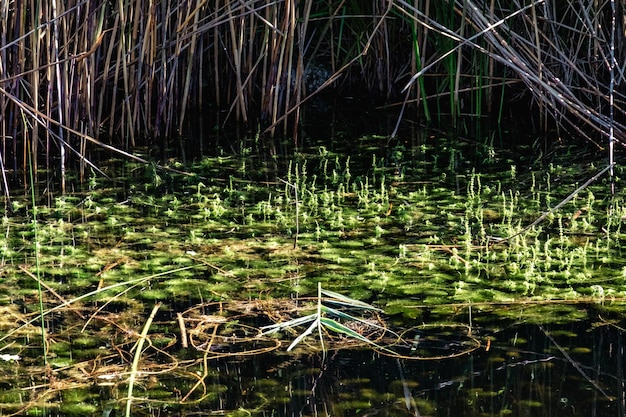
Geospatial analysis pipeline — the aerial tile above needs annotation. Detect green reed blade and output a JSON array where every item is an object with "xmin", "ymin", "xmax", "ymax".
[{"xmin": 320, "ymin": 288, "xmax": 383, "ymax": 311}]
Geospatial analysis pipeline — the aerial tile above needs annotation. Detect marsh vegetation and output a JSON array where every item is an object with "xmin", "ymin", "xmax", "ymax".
[
  {"xmin": 0, "ymin": 0, "xmax": 625, "ymax": 415},
  {"xmin": 1, "ymin": 0, "xmax": 623, "ymax": 186},
  {"xmin": 0, "ymin": 131, "xmax": 623, "ymax": 415}
]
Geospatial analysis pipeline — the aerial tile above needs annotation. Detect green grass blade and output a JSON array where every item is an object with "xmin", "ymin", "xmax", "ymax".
[
  {"xmin": 126, "ymin": 302, "xmax": 161, "ymax": 417},
  {"xmin": 321, "ymin": 305, "xmax": 399, "ymax": 336},
  {"xmin": 320, "ymin": 289, "xmax": 382, "ymax": 311},
  {"xmin": 318, "ymin": 317, "xmax": 389, "ymax": 350},
  {"xmin": 320, "ymin": 305, "xmax": 360, "ymax": 321},
  {"xmin": 320, "ymin": 317, "xmax": 398, "ymax": 355}
]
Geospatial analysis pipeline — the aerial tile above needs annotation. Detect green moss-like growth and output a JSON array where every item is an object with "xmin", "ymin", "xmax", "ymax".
[{"xmin": 59, "ymin": 402, "xmax": 99, "ymax": 416}]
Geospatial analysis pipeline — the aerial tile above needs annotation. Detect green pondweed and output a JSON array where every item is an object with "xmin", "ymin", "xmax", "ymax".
[
  {"xmin": 260, "ymin": 282, "xmax": 396, "ymax": 356},
  {"xmin": 279, "ymin": 177, "xmax": 300, "ymax": 249}
]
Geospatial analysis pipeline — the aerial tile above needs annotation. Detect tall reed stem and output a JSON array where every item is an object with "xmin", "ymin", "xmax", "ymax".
[{"xmin": 28, "ymin": 139, "xmax": 47, "ymax": 367}]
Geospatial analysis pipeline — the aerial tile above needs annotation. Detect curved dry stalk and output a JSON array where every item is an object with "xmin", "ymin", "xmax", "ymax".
[{"xmin": 125, "ymin": 303, "xmax": 161, "ymax": 417}]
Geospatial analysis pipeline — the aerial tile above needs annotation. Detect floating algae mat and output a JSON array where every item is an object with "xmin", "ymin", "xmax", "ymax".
[{"xmin": 0, "ymin": 134, "xmax": 625, "ymax": 416}]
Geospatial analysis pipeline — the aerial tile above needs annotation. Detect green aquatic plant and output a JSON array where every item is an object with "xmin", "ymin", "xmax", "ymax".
[{"xmin": 279, "ymin": 171, "xmax": 300, "ymax": 248}]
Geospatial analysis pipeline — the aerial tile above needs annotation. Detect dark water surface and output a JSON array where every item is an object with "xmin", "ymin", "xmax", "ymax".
[
  {"xmin": 0, "ymin": 124, "xmax": 624, "ymax": 416},
  {"xmin": 171, "ymin": 316, "xmax": 624, "ymax": 417}
]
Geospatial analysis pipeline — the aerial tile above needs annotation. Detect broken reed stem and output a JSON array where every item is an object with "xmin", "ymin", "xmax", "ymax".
[
  {"xmin": 177, "ymin": 312, "xmax": 188, "ymax": 349},
  {"xmin": 125, "ymin": 302, "xmax": 161, "ymax": 417}
]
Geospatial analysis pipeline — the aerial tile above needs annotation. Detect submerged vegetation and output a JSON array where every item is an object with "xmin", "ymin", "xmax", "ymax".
[{"xmin": 0, "ymin": 134, "xmax": 624, "ymax": 414}]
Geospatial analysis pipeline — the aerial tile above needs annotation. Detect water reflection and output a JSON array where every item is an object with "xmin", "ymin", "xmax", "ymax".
[{"xmin": 159, "ymin": 307, "xmax": 624, "ymax": 417}]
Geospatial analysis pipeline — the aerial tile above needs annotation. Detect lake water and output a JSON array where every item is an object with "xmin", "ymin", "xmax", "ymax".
[{"xmin": 0, "ymin": 126, "xmax": 624, "ymax": 416}]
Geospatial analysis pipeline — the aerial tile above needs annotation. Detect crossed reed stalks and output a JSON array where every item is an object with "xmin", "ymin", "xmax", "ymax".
[{"xmin": 0, "ymin": 0, "xmax": 622, "ymax": 193}]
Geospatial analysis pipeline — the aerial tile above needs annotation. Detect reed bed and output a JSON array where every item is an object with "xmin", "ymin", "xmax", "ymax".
[{"xmin": 0, "ymin": 1, "xmax": 622, "ymax": 191}]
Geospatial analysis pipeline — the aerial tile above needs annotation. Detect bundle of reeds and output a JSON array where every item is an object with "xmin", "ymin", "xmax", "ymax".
[
  {"xmin": 397, "ymin": 1, "xmax": 625, "ymax": 145},
  {"xmin": 0, "ymin": 0, "xmax": 621, "ymax": 193}
]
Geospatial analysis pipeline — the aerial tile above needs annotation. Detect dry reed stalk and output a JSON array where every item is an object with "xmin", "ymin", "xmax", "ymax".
[
  {"xmin": 482, "ymin": 0, "xmax": 624, "ymax": 144},
  {"xmin": 529, "ymin": 0, "xmax": 546, "ymax": 132},
  {"xmin": 29, "ymin": 0, "xmax": 41, "ymax": 175},
  {"xmin": 258, "ymin": 2, "xmax": 272, "ymax": 129},
  {"xmin": 226, "ymin": 1, "xmax": 248, "ymax": 123},
  {"xmin": 2, "ymin": 1, "xmax": 417, "ymax": 179},
  {"xmin": 1, "ymin": 80, "xmax": 205, "ymax": 183},
  {"xmin": 0, "ymin": 0, "xmax": 622, "ymax": 194},
  {"xmin": 97, "ymin": 11, "xmax": 118, "ymax": 139},
  {"xmin": 138, "ymin": 0, "xmax": 156, "ymax": 136},
  {"xmin": 265, "ymin": 0, "xmax": 396, "ymax": 134},
  {"xmin": 212, "ymin": 3, "xmax": 222, "ymax": 109},
  {"xmin": 485, "ymin": 0, "xmax": 495, "ymax": 113},
  {"xmin": 291, "ymin": 0, "xmax": 313, "ymax": 141},
  {"xmin": 0, "ymin": 0, "xmax": 9, "ymax": 201},
  {"xmin": 260, "ymin": 1, "xmax": 284, "ymax": 136},
  {"xmin": 454, "ymin": 3, "xmax": 465, "ymax": 120},
  {"xmin": 51, "ymin": 0, "xmax": 69, "ymax": 193},
  {"xmin": 282, "ymin": 0, "xmax": 296, "ymax": 137},
  {"xmin": 178, "ymin": 0, "xmax": 202, "ymax": 135},
  {"xmin": 271, "ymin": 2, "xmax": 291, "ymax": 134},
  {"xmin": 396, "ymin": 0, "xmax": 624, "ymax": 150}
]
